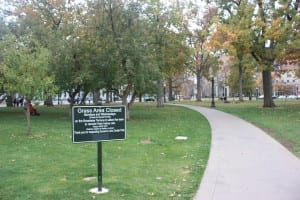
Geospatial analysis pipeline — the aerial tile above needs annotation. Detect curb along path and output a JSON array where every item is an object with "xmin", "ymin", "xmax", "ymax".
[{"xmin": 177, "ymin": 105, "xmax": 300, "ymax": 200}]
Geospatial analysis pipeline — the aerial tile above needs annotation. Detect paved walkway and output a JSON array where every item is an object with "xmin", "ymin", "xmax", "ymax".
[{"xmin": 178, "ymin": 105, "xmax": 300, "ymax": 200}]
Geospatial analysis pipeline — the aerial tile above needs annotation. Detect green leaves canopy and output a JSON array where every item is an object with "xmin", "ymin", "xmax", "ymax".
[{"xmin": 1, "ymin": 34, "xmax": 56, "ymax": 101}]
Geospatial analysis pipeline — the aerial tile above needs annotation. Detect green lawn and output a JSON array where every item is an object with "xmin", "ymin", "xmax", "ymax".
[
  {"xmin": 184, "ymin": 99, "xmax": 300, "ymax": 157},
  {"xmin": 0, "ymin": 103, "xmax": 211, "ymax": 200}
]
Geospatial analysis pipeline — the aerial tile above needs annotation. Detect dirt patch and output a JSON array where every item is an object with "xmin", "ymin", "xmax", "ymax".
[
  {"xmin": 181, "ymin": 166, "xmax": 191, "ymax": 175},
  {"xmin": 140, "ymin": 138, "xmax": 153, "ymax": 144}
]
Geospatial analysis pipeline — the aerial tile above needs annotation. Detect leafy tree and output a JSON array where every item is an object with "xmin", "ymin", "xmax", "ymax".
[
  {"xmin": 209, "ymin": 0, "xmax": 299, "ymax": 107},
  {"xmin": 0, "ymin": 18, "xmax": 10, "ymax": 90},
  {"xmin": 1, "ymin": 34, "xmax": 56, "ymax": 134},
  {"xmin": 278, "ymin": 0, "xmax": 300, "ymax": 65},
  {"xmin": 227, "ymin": 2, "xmax": 254, "ymax": 101},
  {"xmin": 144, "ymin": 0, "xmax": 190, "ymax": 107},
  {"xmin": 14, "ymin": 0, "xmax": 99, "ymax": 110},
  {"xmin": 12, "ymin": 0, "xmax": 72, "ymax": 106},
  {"xmin": 164, "ymin": 31, "xmax": 191, "ymax": 102},
  {"xmin": 86, "ymin": 0, "xmax": 159, "ymax": 118},
  {"xmin": 228, "ymin": 55, "xmax": 256, "ymax": 98},
  {"xmin": 12, "ymin": 0, "xmax": 164, "ymax": 119},
  {"xmin": 187, "ymin": 5, "xmax": 219, "ymax": 101},
  {"xmin": 210, "ymin": 1, "xmax": 255, "ymax": 101},
  {"xmin": 250, "ymin": 0, "xmax": 291, "ymax": 107},
  {"xmin": 143, "ymin": 0, "xmax": 171, "ymax": 107}
]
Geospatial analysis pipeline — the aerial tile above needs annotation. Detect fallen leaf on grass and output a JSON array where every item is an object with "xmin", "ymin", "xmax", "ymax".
[
  {"xmin": 83, "ymin": 176, "xmax": 96, "ymax": 181},
  {"xmin": 140, "ymin": 138, "xmax": 152, "ymax": 144}
]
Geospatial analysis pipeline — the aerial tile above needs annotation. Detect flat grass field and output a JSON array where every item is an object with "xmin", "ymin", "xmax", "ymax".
[
  {"xmin": 185, "ymin": 99, "xmax": 300, "ymax": 157},
  {"xmin": 0, "ymin": 104, "xmax": 210, "ymax": 200}
]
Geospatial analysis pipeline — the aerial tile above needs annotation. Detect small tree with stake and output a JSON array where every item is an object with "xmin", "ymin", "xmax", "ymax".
[{"xmin": 2, "ymin": 35, "xmax": 57, "ymax": 135}]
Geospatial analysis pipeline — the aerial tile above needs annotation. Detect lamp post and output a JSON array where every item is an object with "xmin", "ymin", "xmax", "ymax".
[{"xmin": 211, "ymin": 76, "xmax": 215, "ymax": 108}]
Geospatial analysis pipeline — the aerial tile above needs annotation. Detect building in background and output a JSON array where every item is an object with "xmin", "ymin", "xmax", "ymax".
[{"xmin": 273, "ymin": 62, "xmax": 300, "ymax": 96}]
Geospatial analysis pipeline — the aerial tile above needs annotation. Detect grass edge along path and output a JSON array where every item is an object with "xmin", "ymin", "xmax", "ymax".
[
  {"xmin": 216, "ymin": 101, "xmax": 300, "ymax": 158},
  {"xmin": 182, "ymin": 100, "xmax": 300, "ymax": 158},
  {"xmin": 0, "ymin": 103, "xmax": 211, "ymax": 200}
]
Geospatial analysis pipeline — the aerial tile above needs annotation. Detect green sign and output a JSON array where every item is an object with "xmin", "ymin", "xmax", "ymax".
[{"xmin": 72, "ymin": 106, "xmax": 126, "ymax": 143}]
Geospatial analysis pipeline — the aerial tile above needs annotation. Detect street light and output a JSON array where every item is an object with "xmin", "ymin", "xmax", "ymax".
[{"xmin": 210, "ymin": 75, "xmax": 215, "ymax": 108}]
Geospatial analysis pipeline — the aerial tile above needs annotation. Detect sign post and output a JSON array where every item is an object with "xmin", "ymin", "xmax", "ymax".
[
  {"xmin": 72, "ymin": 105, "xmax": 126, "ymax": 193},
  {"xmin": 97, "ymin": 142, "xmax": 102, "ymax": 192}
]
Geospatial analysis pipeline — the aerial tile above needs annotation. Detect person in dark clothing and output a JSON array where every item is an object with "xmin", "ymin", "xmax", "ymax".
[{"xmin": 19, "ymin": 97, "xmax": 24, "ymax": 107}]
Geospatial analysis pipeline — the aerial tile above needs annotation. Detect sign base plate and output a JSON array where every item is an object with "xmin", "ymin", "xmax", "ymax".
[{"xmin": 89, "ymin": 187, "xmax": 109, "ymax": 194}]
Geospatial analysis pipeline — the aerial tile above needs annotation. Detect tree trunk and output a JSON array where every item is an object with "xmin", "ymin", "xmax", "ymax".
[
  {"xmin": 93, "ymin": 89, "xmax": 100, "ymax": 104},
  {"xmin": 106, "ymin": 90, "xmax": 110, "ymax": 103},
  {"xmin": 156, "ymin": 78, "xmax": 164, "ymax": 108},
  {"xmin": 122, "ymin": 96, "xmax": 130, "ymax": 120},
  {"xmin": 6, "ymin": 95, "xmax": 13, "ymax": 107},
  {"xmin": 128, "ymin": 90, "xmax": 137, "ymax": 110},
  {"xmin": 24, "ymin": 101, "xmax": 32, "ymax": 135},
  {"xmin": 262, "ymin": 70, "xmax": 276, "ymax": 107},
  {"xmin": 196, "ymin": 68, "xmax": 202, "ymax": 101},
  {"xmin": 80, "ymin": 91, "xmax": 89, "ymax": 105},
  {"xmin": 238, "ymin": 61, "xmax": 244, "ymax": 101},
  {"xmin": 122, "ymin": 84, "xmax": 132, "ymax": 120},
  {"xmin": 68, "ymin": 90, "xmax": 78, "ymax": 117},
  {"xmin": 168, "ymin": 77, "xmax": 173, "ymax": 101},
  {"xmin": 26, "ymin": 107, "xmax": 31, "ymax": 135},
  {"xmin": 44, "ymin": 96, "xmax": 53, "ymax": 106}
]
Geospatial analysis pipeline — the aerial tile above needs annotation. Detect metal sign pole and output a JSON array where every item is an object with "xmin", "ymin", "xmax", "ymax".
[
  {"xmin": 72, "ymin": 106, "xmax": 126, "ymax": 194},
  {"xmin": 97, "ymin": 142, "xmax": 102, "ymax": 192}
]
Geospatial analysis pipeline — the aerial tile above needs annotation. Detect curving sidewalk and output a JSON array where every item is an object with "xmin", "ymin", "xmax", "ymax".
[{"xmin": 178, "ymin": 105, "xmax": 300, "ymax": 200}]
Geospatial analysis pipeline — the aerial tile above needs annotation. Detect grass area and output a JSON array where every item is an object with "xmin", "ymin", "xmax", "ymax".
[
  {"xmin": 0, "ymin": 103, "xmax": 211, "ymax": 200},
  {"xmin": 183, "ymin": 99, "xmax": 300, "ymax": 157}
]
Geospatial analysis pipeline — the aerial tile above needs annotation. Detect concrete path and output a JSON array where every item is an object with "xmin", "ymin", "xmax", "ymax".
[{"xmin": 178, "ymin": 105, "xmax": 300, "ymax": 200}]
